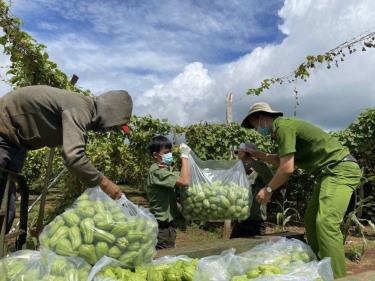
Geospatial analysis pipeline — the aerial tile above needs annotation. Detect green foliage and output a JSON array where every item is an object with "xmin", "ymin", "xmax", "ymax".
[
  {"xmin": 23, "ymin": 116, "xmax": 172, "ymax": 197},
  {"xmin": 343, "ymin": 196, "xmax": 375, "ymax": 262},
  {"xmin": 277, "ymin": 169, "xmax": 316, "ymax": 217},
  {"xmin": 346, "ymin": 243, "xmax": 364, "ymax": 263},
  {"xmin": 0, "ymin": 0, "xmax": 90, "ymax": 95},
  {"xmin": 333, "ymin": 108, "xmax": 375, "ymax": 176},
  {"xmin": 1, "ymin": 0, "xmax": 374, "ymax": 228},
  {"xmin": 274, "ymin": 199, "xmax": 301, "ymax": 232},
  {"xmin": 126, "ymin": 115, "xmax": 172, "ymax": 187},
  {"xmin": 0, "ymin": 0, "xmax": 93, "ymax": 217},
  {"xmin": 22, "ymin": 109, "xmax": 375, "ymax": 223},
  {"xmin": 86, "ymin": 131, "xmax": 127, "ymax": 183},
  {"xmin": 333, "ymin": 108, "xmax": 375, "ymax": 222},
  {"xmin": 186, "ymin": 123, "xmax": 274, "ymax": 160}
]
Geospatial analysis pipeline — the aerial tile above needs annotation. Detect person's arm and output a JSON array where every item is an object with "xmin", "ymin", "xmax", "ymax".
[
  {"xmin": 248, "ymin": 150, "xmax": 280, "ymax": 167},
  {"xmin": 175, "ymin": 157, "xmax": 190, "ymax": 187},
  {"xmin": 256, "ymin": 122, "xmax": 297, "ymax": 205},
  {"xmin": 250, "ymin": 160, "xmax": 274, "ymax": 184},
  {"xmin": 175, "ymin": 144, "xmax": 191, "ymax": 187},
  {"xmin": 61, "ymin": 108, "xmax": 122, "ymax": 199},
  {"xmin": 256, "ymin": 154, "xmax": 295, "ymax": 205}
]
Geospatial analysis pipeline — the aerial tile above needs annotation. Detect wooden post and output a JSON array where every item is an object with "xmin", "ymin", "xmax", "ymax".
[
  {"xmin": 222, "ymin": 92, "xmax": 233, "ymax": 239},
  {"xmin": 0, "ymin": 174, "xmax": 10, "ymax": 257},
  {"xmin": 171, "ymin": 127, "xmax": 178, "ymax": 145},
  {"xmin": 226, "ymin": 92, "xmax": 233, "ymax": 125},
  {"xmin": 35, "ymin": 148, "xmax": 55, "ymax": 235}
]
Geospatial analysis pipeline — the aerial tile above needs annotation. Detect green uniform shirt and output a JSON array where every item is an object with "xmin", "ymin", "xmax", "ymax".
[
  {"xmin": 147, "ymin": 163, "xmax": 180, "ymax": 223},
  {"xmin": 272, "ymin": 117, "xmax": 349, "ymax": 173}
]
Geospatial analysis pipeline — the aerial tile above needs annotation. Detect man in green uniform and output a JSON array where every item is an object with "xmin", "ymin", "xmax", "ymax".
[
  {"xmin": 147, "ymin": 136, "xmax": 191, "ymax": 249},
  {"xmin": 231, "ymin": 143, "xmax": 273, "ymax": 237},
  {"xmin": 241, "ymin": 102, "xmax": 362, "ymax": 279},
  {"xmin": 0, "ymin": 85, "xmax": 133, "ymax": 231}
]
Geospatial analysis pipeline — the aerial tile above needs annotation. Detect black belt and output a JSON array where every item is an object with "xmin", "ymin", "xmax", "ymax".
[
  {"xmin": 314, "ymin": 154, "xmax": 357, "ymax": 176},
  {"xmin": 157, "ymin": 220, "xmax": 175, "ymax": 228}
]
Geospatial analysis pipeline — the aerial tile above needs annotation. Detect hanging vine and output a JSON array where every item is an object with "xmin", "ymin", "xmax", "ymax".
[{"xmin": 246, "ymin": 29, "xmax": 375, "ymax": 96}]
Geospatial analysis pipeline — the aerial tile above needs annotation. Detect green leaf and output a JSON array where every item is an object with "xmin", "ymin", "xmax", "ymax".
[{"xmin": 283, "ymin": 215, "xmax": 292, "ymax": 226}]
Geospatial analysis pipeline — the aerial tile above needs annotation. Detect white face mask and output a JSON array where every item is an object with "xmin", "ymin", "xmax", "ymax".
[{"xmin": 123, "ymin": 137, "xmax": 130, "ymax": 145}]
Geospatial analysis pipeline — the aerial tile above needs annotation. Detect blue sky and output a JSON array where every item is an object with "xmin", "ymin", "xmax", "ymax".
[
  {"xmin": 12, "ymin": 0, "xmax": 284, "ymax": 92},
  {"xmin": 1, "ymin": 0, "xmax": 375, "ymax": 130}
]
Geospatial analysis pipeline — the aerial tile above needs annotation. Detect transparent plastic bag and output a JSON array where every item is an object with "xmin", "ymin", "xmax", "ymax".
[
  {"xmin": 228, "ymin": 238, "xmax": 334, "ymax": 281},
  {"xmin": 151, "ymin": 255, "xmax": 193, "ymax": 265},
  {"xmin": 182, "ymin": 152, "xmax": 251, "ymax": 221},
  {"xmin": 237, "ymin": 238, "xmax": 316, "ymax": 267},
  {"xmin": 266, "ymin": 258, "xmax": 334, "ymax": 281},
  {"xmin": 193, "ymin": 249, "xmax": 236, "ymax": 281},
  {"xmin": 0, "ymin": 249, "xmax": 91, "ymax": 281},
  {"xmin": 40, "ymin": 187, "xmax": 158, "ymax": 267},
  {"xmin": 88, "ymin": 256, "xmax": 123, "ymax": 281},
  {"xmin": 148, "ymin": 255, "xmax": 199, "ymax": 281},
  {"xmin": 233, "ymin": 258, "xmax": 333, "ymax": 281},
  {"xmin": 88, "ymin": 255, "xmax": 198, "ymax": 281}
]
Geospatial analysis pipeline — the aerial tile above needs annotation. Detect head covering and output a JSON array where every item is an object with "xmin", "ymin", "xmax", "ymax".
[
  {"xmin": 241, "ymin": 102, "xmax": 283, "ymax": 129},
  {"xmin": 93, "ymin": 90, "xmax": 133, "ymax": 129}
]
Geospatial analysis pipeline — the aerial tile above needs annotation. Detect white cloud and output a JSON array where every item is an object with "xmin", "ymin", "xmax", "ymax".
[
  {"xmin": 6, "ymin": 0, "xmax": 283, "ymax": 96},
  {"xmin": 0, "ymin": 46, "xmax": 12, "ymax": 95},
  {"xmin": 136, "ymin": 62, "xmax": 215, "ymax": 124},
  {"xmin": 136, "ymin": 0, "xmax": 375, "ymax": 130},
  {"xmin": 3, "ymin": 0, "xmax": 375, "ymax": 130},
  {"xmin": 38, "ymin": 21, "xmax": 59, "ymax": 31}
]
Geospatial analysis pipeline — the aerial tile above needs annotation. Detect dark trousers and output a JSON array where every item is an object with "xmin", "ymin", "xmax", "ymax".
[
  {"xmin": 0, "ymin": 136, "xmax": 26, "ymax": 232},
  {"xmin": 230, "ymin": 219, "xmax": 266, "ymax": 238},
  {"xmin": 156, "ymin": 220, "xmax": 176, "ymax": 249}
]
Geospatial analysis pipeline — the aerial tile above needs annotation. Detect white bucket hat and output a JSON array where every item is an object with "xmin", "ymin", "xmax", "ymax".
[{"xmin": 241, "ymin": 102, "xmax": 283, "ymax": 129}]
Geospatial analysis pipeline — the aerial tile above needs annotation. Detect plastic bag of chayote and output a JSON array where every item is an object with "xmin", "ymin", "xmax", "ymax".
[
  {"xmin": 228, "ymin": 238, "xmax": 316, "ymax": 276},
  {"xmin": 181, "ymin": 151, "xmax": 251, "ymax": 221},
  {"xmin": 39, "ymin": 187, "xmax": 158, "ymax": 267},
  {"xmin": 88, "ymin": 255, "xmax": 199, "ymax": 281},
  {"xmin": 0, "ymin": 249, "xmax": 91, "ymax": 281},
  {"xmin": 193, "ymin": 249, "xmax": 237, "ymax": 281},
  {"xmin": 230, "ymin": 258, "xmax": 333, "ymax": 281},
  {"xmin": 228, "ymin": 238, "xmax": 334, "ymax": 281}
]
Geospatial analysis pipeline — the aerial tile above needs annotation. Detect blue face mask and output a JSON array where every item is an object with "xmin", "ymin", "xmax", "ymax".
[
  {"xmin": 161, "ymin": 152, "xmax": 173, "ymax": 166},
  {"xmin": 258, "ymin": 127, "xmax": 271, "ymax": 136}
]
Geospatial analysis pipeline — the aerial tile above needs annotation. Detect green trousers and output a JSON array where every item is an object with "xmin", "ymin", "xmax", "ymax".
[{"xmin": 304, "ymin": 161, "xmax": 362, "ymax": 279}]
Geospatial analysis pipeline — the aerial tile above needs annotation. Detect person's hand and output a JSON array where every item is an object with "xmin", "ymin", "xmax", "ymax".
[
  {"xmin": 179, "ymin": 143, "xmax": 191, "ymax": 159},
  {"xmin": 240, "ymin": 143, "xmax": 262, "ymax": 158},
  {"xmin": 239, "ymin": 142, "xmax": 258, "ymax": 157},
  {"xmin": 116, "ymin": 194, "xmax": 128, "ymax": 206},
  {"xmin": 116, "ymin": 193, "xmax": 138, "ymax": 216},
  {"xmin": 256, "ymin": 187, "xmax": 272, "ymax": 205},
  {"xmin": 99, "ymin": 176, "xmax": 123, "ymax": 199},
  {"xmin": 238, "ymin": 150, "xmax": 250, "ymax": 161}
]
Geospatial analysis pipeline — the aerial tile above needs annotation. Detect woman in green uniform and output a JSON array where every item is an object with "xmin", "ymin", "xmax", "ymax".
[{"xmin": 241, "ymin": 102, "xmax": 362, "ymax": 279}]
